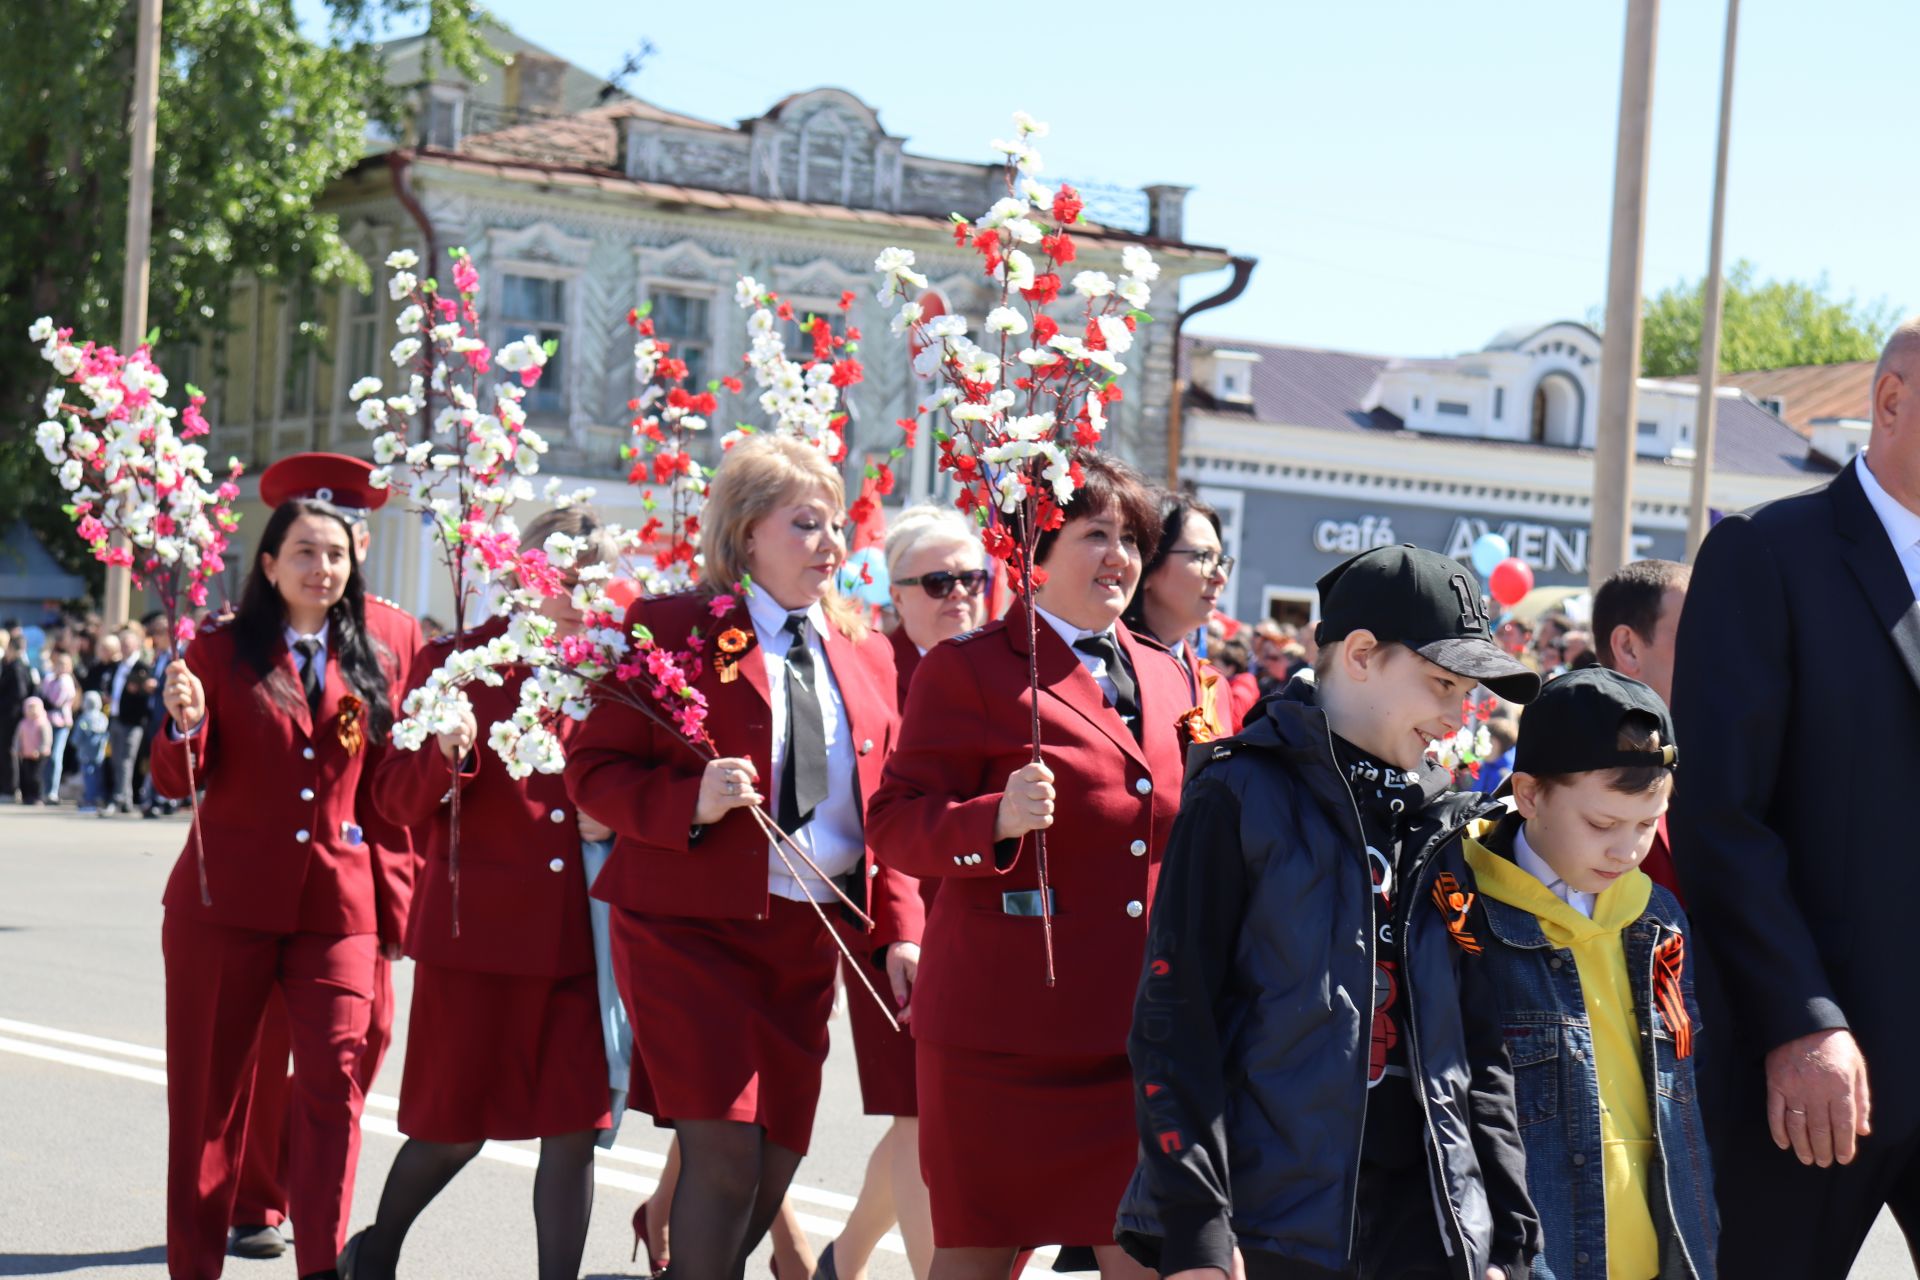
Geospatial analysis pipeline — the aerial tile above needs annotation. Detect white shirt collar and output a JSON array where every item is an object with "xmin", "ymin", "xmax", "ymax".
[
  {"xmin": 1515, "ymin": 822, "xmax": 1595, "ymax": 919},
  {"xmin": 1033, "ymin": 603, "xmax": 1116, "ymax": 650},
  {"xmin": 283, "ymin": 621, "xmax": 331, "ymax": 656},
  {"xmin": 1856, "ymin": 451, "xmax": 1920, "ymax": 558},
  {"xmin": 744, "ymin": 588, "xmax": 824, "ymax": 648}
]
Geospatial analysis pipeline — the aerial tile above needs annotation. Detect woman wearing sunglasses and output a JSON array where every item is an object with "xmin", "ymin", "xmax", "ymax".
[
  {"xmin": 886, "ymin": 504, "xmax": 992, "ymax": 702},
  {"xmin": 869, "ymin": 451, "xmax": 1190, "ymax": 1280},
  {"xmin": 1122, "ymin": 492, "xmax": 1242, "ymax": 740}
]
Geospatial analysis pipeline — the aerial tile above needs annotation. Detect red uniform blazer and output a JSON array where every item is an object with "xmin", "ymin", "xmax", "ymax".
[
  {"xmin": 565, "ymin": 590, "xmax": 922, "ymax": 951},
  {"xmin": 889, "ymin": 626, "xmax": 922, "ymax": 708},
  {"xmin": 867, "ymin": 602, "xmax": 1188, "ymax": 1058},
  {"xmin": 1643, "ymin": 813, "xmax": 1684, "ymax": 907},
  {"xmin": 362, "ymin": 593, "xmax": 423, "ymax": 943},
  {"xmin": 374, "ymin": 617, "xmax": 595, "ymax": 978},
  {"xmin": 152, "ymin": 620, "xmax": 407, "ymax": 941}
]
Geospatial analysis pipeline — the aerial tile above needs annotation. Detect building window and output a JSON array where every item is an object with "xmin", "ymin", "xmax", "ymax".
[
  {"xmin": 1436, "ymin": 400, "xmax": 1471, "ymax": 417},
  {"xmin": 781, "ymin": 302, "xmax": 840, "ymax": 365},
  {"xmin": 1679, "ymin": 422, "xmax": 1692, "ymax": 443},
  {"xmin": 1637, "ymin": 420, "xmax": 1659, "ymax": 437},
  {"xmin": 345, "ymin": 286, "xmax": 380, "ymax": 385},
  {"xmin": 648, "ymin": 289, "xmax": 712, "ymax": 390},
  {"xmin": 499, "ymin": 273, "xmax": 567, "ymax": 414},
  {"xmin": 282, "ymin": 301, "xmax": 313, "ymax": 418},
  {"xmin": 1413, "ymin": 395, "xmax": 1421, "ymax": 411},
  {"xmin": 1494, "ymin": 387, "xmax": 1505, "ymax": 420}
]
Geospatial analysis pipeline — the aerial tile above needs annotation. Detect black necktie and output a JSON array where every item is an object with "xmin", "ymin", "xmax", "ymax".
[
  {"xmin": 294, "ymin": 638, "xmax": 322, "ymax": 716},
  {"xmin": 778, "ymin": 614, "xmax": 830, "ymax": 831},
  {"xmin": 1074, "ymin": 633, "xmax": 1141, "ymax": 736}
]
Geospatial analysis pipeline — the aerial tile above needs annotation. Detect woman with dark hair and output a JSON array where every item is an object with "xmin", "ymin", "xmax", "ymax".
[
  {"xmin": 867, "ymin": 451, "xmax": 1191, "ymax": 1280},
  {"xmin": 343, "ymin": 506, "xmax": 619, "ymax": 1280},
  {"xmin": 1123, "ymin": 491, "xmax": 1241, "ymax": 739},
  {"xmin": 566, "ymin": 436, "xmax": 920, "ymax": 1280},
  {"xmin": 154, "ymin": 497, "xmax": 402, "ymax": 1280}
]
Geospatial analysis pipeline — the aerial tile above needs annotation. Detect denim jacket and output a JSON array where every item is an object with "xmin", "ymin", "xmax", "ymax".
[{"xmin": 1470, "ymin": 821, "xmax": 1717, "ymax": 1280}]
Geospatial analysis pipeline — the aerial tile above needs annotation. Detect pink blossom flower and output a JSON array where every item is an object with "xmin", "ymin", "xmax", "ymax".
[
  {"xmin": 453, "ymin": 259, "xmax": 480, "ymax": 296},
  {"xmin": 708, "ymin": 594, "xmax": 735, "ymax": 618}
]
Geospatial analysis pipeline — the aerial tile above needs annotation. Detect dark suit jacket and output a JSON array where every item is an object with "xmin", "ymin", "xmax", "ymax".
[{"xmin": 1670, "ymin": 457, "xmax": 1920, "ymax": 1135}]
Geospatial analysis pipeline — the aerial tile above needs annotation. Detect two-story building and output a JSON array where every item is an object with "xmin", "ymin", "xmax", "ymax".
[
  {"xmin": 1179, "ymin": 321, "xmax": 1833, "ymax": 626},
  {"xmin": 181, "ymin": 34, "xmax": 1238, "ymax": 619}
]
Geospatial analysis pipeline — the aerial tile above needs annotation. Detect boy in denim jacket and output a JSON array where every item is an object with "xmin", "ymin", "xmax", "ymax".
[
  {"xmin": 71, "ymin": 690, "xmax": 109, "ymax": 811},
  {"xmin": 1464, "ymin": 668, "xmax": 1715, "ymax": 1279}
]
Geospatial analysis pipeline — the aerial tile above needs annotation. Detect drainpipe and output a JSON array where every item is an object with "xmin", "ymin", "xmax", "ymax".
[
  {"xmin": 1167, "ymin": 255, "xmax": 1258, "ymax": 485},
  {"xmin": 388, "ymin": 149, "xmax": 440, "ymax": 619}
]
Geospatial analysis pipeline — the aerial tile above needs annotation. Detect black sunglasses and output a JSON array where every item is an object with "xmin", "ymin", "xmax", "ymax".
[{"xmin": 896, "ymin": 569, "xmax": 989, "ymax": 600}]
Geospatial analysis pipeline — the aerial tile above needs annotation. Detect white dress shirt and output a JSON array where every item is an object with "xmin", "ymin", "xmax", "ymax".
[
  {"xmin": 109, "ymin": 654, "xmax": 140, "ymax": 718},
  {"xmin": 1034, "ymin": 605, "xmax": 1122, "ymax": 706},
  {"xmin": 746, "ymin": 590, "xmax": 863, "ymax": 902},
  {"xmin": 1855, "ymin": 451, "xmax": 1920, "ymax": 604},
  {"xmin": 1515, "ymin": 822, "xmax": 1595, "ymax": 919}
]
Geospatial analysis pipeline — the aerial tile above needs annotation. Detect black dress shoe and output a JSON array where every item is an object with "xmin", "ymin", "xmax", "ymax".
[
  {"xmin": 812, "ymin": 1241, "xmax": 839, "ymax": 1280},
  {"xmin": 229, "ymin": 1223, "xmax": 288, "ymax": 1258}
]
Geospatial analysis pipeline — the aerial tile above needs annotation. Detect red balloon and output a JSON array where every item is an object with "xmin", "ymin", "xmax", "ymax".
[
  {"xmin": 1489, "ymin": 557, "xmax": 1534, "ymax": 607},
  {"xmin": 602, "ymin": 577, "xmax": 641, "ymax": 610}
]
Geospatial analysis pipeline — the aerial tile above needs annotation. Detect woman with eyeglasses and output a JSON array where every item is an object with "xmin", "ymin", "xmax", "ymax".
[
  {"xmin": 1122, "ymin": 492, "xmax": 1242, "ymax": 741},
  {"xmin": 869, "ymin": 451, "xmax": 1189, "ymax": 1280},
  {"xmin": 885, "ymin": 504, "xmax": 993, "ymax": 704}
]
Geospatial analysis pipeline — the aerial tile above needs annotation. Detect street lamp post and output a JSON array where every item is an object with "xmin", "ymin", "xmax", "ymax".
[{"xmin": 1687, "ymin": 0, "xmax": 1742, "ymax": 558}]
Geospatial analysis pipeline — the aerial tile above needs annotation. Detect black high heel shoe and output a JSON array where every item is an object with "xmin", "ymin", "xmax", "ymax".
[{"xmin": 336, "ymin": 1228, "xmax": 367, "ymax": 1280}]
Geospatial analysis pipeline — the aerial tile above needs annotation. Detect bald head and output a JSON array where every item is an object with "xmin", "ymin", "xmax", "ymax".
[{"xmin": 1869, "ymin": 318, "xmax": 1920, "ymax": 507}]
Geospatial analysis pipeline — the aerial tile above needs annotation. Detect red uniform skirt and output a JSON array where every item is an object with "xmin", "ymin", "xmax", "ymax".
[
  {"xmin": 398, "ymin": 964, "xmax": 611, "ymax": 1143},
  {"xmin": 613, "ymin": 896, "xmax": 840, "ymax": 1155},
  {"xmin": 918, "ymin": 1041, "xmax": 1136, "ymax": 1247},
  {"xmin": 832, "ymin": 913, "xmax": 918, "ymax": 1117}
]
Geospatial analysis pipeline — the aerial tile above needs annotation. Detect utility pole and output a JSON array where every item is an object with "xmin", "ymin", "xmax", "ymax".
[
  {"xmin": 106, "ymin": 0, "xmax": 164, "ymax": 625},
  {"xmin": 1590, "ymin": 0, "xmax": 1660, "ymax": 588},
  {"xmin": 1687, "ymin": 0, "xmax": 1741, "ymax": 557}
]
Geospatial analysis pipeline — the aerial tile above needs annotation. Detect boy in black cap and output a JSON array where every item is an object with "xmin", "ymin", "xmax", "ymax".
[
  {"xmin": 1463, "ymin": 668, "xmax": 1716, "ymax": 1278},
  {"xmin": 1116, "ymin": 544, "xmax": 1543, "ymax": 1280}
]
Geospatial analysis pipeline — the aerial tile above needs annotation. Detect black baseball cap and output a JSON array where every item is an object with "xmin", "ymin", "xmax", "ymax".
[
  {"xmin": 1512, "ymin": 667, "xmax": 1678, "ymax": 777},
  {"xmin": 1315, "ymin": 545, "xmax": 1542, "ymax": 703}
]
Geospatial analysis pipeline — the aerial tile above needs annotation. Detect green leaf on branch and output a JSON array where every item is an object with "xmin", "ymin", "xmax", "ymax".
[
  {"xmin": 1127, "ymin": 310, "xmax": 1154, "ymax": 324},
  {"xmin": 541, "ymin": 338, "xmax": 559, "ymax": 358}
]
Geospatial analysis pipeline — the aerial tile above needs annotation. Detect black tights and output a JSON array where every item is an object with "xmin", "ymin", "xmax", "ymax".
[
  {"xmin": 667, "ymin": 1119, "xmax": 804, "ymax": 1280},
  {"xmin": 354, "ymin": 1130, "xmax": 598, "ymax": 1280}
]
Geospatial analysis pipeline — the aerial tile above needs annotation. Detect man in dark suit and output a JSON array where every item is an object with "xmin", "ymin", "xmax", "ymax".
[
  {"xmin": 1672, "ymin": 319, "xmax": 1920, "ymax": 1277},
  {"xmin": 102, "ymin": 624, "xmax": 153, "ymax": 817}
]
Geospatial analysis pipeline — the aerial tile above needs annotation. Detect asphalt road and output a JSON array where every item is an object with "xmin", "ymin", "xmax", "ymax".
[{"xmin": 0, "ymin": 805, "xmax": 1913, "ymax": 1279}]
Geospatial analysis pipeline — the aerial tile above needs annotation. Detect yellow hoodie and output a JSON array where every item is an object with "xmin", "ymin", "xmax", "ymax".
[{"xmin": 1465, "ymin": 832, "xmax": 1660, "ymax": 1280}]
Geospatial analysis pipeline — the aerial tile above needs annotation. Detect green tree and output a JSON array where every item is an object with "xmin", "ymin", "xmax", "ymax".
[
  {"xmin": 1638, "ymin": 259, "xmax": 1899, "ymax": 379},
  {"xmin": 0, "ymin": 0, "xmax": 499, "ymax": 597}
]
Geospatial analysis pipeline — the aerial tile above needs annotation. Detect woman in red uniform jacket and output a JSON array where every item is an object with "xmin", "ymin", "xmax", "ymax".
[
  {"xmin": 566, "ymin": 435, "xmax": 922, "ymax": 1280},
  {"xmin": 154, "ymin": 498, "xmax": 402, "ymax": 1280},
  {"xmin": 868, "ymin": 453, "xmax": 1189, "ymax": 1280},
  {"xmin": 341, "ymin": 507, "xmax": 618, "ymax": 1280},
  {"xmin": 1123, "ymin": 490, "xmax": 1241, "ymax": 741},
  {"xmin": 804, "ymin": 506, "xmax": 992, "ymax": 1280}
]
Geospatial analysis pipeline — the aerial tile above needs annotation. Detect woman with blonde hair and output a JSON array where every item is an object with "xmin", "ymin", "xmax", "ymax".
[{"xmin": 567, "ymin": 435, "xmax": 923, "ymax": 1280}]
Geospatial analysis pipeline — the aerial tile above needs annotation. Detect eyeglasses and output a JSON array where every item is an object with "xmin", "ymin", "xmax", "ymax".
[
  {"xmin": 1165, "ymin": 549, "xmax": 1236, "ymax": 577},
  {"xmin": 896, "ymin": 569, "xmax": 989, "ymax": 600}
]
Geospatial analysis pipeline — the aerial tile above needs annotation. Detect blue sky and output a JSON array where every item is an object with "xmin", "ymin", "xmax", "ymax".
[{"xmin": 307, "ymin": 0, "xmax": 1915, "ymax": 360}]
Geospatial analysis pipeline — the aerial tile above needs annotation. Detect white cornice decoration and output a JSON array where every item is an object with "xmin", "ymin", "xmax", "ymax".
[{"xmin": 486, "ymin": 218, "xmax": 594, "ymax": 269}]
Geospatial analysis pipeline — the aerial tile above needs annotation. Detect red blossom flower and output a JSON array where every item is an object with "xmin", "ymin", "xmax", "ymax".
[
  {"xmin": 839, "ymin": 290, "xmax": 857, "ymax": 311},
  {"xmin": 1021, "ymin": 273, "xmax": 1061, "ymax": 305},
  {"xmin": 1041, "ymin": 232, "xmax": 1077, "ymax": 265},
  {"xmin": 1052, "ymin": 185, "xmax": 1084, "ymax": 225},
  {"xmin": 1032, "ymin": 314, "xmax": 1060, "ymax": 344}
]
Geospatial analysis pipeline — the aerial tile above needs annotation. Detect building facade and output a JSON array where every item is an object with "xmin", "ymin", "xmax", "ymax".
[
  {"xmin": 180, "ymin": 39, "xmax": 1235, "ymax": 620},
  {"xmin": 1180, "ymin": 323, "xmax": 1834, "ymax": 626}
]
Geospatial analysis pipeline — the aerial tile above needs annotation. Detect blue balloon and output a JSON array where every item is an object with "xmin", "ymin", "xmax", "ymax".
[
  {"xmin": 837, "ymin": 546, "xmax": 892, "ymax": 606},
  {"xmin": 1470, "ymin": 532, "xmax": 1511, "ymax": 577}
]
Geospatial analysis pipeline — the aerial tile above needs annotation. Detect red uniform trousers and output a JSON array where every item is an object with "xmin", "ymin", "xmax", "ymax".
[
  {"xmin": 229, "ymin": 951, "xmax": 394, "ymax": 1229},
  {"xmin": 162, "ymin": 914, "xmax": 376, "ymax": 1279}
]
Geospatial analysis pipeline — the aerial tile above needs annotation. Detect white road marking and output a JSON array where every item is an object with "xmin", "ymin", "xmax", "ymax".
[{"xmin": 0, "ymin": 1014, "xmax": 910, "ymax": 1255}]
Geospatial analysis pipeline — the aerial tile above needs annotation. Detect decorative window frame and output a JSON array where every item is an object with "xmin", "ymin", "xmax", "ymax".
[
  {"xmin": 272, "ymin": 286, "xmax": 320, "ymax": 431},
  {"xmin": 331, "ymin": 220, "xmax": 393, "ymax": 450},
  {"xmin": 485, "ymin": 220, "xmax": 594, "ymax": 438}
]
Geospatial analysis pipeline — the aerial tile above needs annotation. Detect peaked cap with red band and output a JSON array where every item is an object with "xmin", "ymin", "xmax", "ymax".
[{"xmin": 258, "ymin": 452, "xmax": 389, "ymax": 516}]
